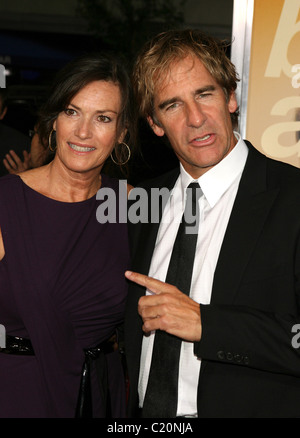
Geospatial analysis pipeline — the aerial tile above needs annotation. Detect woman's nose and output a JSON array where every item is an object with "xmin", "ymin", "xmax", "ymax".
[{"xmin": 74, "ymin": 118, "xmax": 92, "ymax": 139}]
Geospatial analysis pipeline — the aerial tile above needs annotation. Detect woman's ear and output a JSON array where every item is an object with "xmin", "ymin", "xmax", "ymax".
[
  {"xmin": 147, "ymin": 116, "xmax": 165, "ymax": 137},
  {"xmin": 118, "ymin": 128, "xmax": 127, "ymax": 144},
  {"xmin": 53, "ymin": 120, "xmax": 57, "ymax": 131}
]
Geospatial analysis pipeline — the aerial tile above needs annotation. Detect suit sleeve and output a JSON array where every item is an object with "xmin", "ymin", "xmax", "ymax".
[
  {"xmin": 194, "ymin": 232, "xmax": 300, "ymax": 378},
  {"xmin": 193, "ymin": 161, "xmax": 300, "ymax": 378},
  {"xmin": 194, "ymin": 303, "xmax": 300, "ymax": 377}
]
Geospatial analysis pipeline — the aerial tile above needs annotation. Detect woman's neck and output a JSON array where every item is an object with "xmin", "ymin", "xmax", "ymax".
[{"xmin": 20, "ymin": 160, "xmax": 103, "ymax": 203}]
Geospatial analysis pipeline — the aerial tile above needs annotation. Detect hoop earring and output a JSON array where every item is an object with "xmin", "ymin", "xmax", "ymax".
[
  {"xmin": 110, "ymin": 142, "xmax": 131, "ymax": 165},
  {"xmin": 48, "ymin": 129, "xmax": 56, "ymax": 152}
]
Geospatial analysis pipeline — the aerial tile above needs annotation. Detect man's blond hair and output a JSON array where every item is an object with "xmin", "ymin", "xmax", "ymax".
[{"xmin": 133, "ymin": 29, "xmax": 239, "ymax": 127}]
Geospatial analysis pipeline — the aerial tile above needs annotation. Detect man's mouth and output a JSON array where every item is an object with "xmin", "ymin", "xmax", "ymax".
[{"xmin": 194, "ymin": 134, "xmax": 211, "ymax": 142}]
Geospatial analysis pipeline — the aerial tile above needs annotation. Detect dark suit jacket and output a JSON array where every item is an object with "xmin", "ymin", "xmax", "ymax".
[
  {"xmin": 0, "ymin": 122, "xmax": 31, "ymax": 177},
  {"xmin": 125, "ymin": 142, "xmax": 300, "ymax": 418}
]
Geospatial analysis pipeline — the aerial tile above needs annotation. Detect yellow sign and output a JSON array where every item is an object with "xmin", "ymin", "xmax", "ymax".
[{"xmin": 246, "ymin": 0, "xmax": 300, "ymax": 167}]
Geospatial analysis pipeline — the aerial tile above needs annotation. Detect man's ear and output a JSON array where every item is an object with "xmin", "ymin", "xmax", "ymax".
[
  {"xmin": 0, "ymin": 106, "xmax": 7, "ymax": 120},
  {"xmin": 147, "ymin": 116, "xmax": 165, "ymax": 137},
  {"xmin": 228, "ymin": 91, "xmax": 238, "ymax": 114}
]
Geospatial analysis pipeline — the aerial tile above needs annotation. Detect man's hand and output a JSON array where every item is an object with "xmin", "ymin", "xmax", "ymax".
[
  {"xmin": 3, "ymin": 150, "xmax": 31, "ymax": 174},
  {"xmin": 125, "ymin": 270, "xmax": 202, "ymax": 342}
]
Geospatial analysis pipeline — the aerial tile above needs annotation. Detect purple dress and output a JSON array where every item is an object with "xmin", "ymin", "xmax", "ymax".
[{"xmin": 0, "ymin": 174, "xmax": 129, "ymax": 417}]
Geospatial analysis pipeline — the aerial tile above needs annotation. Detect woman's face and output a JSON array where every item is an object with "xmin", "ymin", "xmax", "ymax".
[{"xmin": 53, "ymin": 80, "xmax": 124, "ymax": 175}]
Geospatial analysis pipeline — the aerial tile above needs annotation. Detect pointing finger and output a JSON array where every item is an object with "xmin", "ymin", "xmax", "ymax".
[{"xmin": 125, "ymin": 270, "xmax": 177, "ymax": 295}]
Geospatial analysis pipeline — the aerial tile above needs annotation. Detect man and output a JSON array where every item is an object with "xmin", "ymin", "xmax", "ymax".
[
  {"xmin": 124, "ymin": 29, "xmax": 300, "ymax": 418},
  {"xmin": 0, "ymin": 88, "xmax": 30, "ymax": 176}
]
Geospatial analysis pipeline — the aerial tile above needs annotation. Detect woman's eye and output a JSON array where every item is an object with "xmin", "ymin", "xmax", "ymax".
[
  {"xmin": 98, "ymin": 115, "xmax": 111, "ymax": 123},
  {"xmin": 64, "ymin": 108, "xmax": 76, "ymax": 116}
]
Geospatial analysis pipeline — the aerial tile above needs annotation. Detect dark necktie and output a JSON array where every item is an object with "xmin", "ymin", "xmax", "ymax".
[{"xmin": 142, "ymin": 182, "xmax": 202, "ymax": 418}]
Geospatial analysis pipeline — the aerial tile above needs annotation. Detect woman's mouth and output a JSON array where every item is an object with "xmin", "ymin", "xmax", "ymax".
[{"xmin": 68, "ymin": 142, "xmax": 95, "ymax": 152}]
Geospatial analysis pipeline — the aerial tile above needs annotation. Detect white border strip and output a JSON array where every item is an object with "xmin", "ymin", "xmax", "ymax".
[{"xmin": 231, "ymin": 0, "xmax": 254, "ymax": 138}]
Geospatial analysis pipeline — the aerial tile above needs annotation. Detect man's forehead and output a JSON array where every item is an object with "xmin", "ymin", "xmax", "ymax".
[
  {"xmin": 154, "ymin": 55, "xmax": 197, "ymax": 88},
  {"xmin": 153, "ymin": 55, "xmax": 215, "ymax": 102}
]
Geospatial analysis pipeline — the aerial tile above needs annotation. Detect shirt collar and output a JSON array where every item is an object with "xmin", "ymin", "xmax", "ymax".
[{"xmin": 179, "ymin": 132, "xmax": 249, "ymax": 208}]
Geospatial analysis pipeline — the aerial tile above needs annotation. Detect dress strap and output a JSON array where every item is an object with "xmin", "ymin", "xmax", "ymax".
[{"xmin": 75, "ymin": 336, "xmax": 116, "ymax": 418}]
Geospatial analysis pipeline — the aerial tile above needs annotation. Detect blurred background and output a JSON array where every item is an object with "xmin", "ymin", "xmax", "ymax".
[{"xmin": 0, "ymin": 0, "xmax": 234, "ymax": 182}]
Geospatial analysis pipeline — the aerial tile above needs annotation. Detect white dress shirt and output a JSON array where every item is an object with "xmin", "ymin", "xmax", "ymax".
[{"xmin": 138, "ymin": 134, "xmax": 249, "ymax": 416}]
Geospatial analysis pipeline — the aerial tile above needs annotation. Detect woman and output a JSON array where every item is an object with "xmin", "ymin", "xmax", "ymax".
[{"xmin": 0, "ymin": 53, "xmax": 134, "ymax": 417}]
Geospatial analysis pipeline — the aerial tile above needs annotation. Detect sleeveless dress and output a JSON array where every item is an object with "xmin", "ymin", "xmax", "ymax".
[{"xmin": 0, "ymin": 173, "xmax": 130, "ymax": 417}]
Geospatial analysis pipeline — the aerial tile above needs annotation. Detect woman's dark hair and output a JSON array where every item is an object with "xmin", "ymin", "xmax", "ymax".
[{"xmin": 38, "ymin": 52, "xmax": 135, "ymax": 162}]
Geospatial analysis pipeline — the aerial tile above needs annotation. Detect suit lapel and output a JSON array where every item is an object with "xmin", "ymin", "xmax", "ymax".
[
  {"xmin": 211, "ymin": 143, "xmax": 279, "ymax": 305},
  {"xmin": 131, "ymin": 168, "xmax": 180, "ymax": 277}
]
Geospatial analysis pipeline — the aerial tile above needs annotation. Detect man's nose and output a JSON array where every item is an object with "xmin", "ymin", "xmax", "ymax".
[{"xmin": 185, "ymin": 102, "xmax": 206, "ymax": 128}]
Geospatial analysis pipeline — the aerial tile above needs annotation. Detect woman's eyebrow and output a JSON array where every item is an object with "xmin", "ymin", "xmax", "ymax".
[{"xmin": 67, "ymin": 103, "xmax": 118, "ymax": 114}]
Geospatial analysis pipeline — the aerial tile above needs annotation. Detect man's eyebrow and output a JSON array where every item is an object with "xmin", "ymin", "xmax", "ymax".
[
  {"xmin": 158, "ymin": 85, "xmax": 217, "ymax": 110},
  {"xmin": 158, "ymin": 97, "xmax": 179, "ymax": 110},
  {"xmin": 195, "ymin": 85, "xmax": 216, "ymax": 94}
]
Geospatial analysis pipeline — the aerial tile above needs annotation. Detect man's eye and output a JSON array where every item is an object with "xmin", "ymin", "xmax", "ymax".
[
  {"xmin": 199, "ymin": 93, "xmax": 211, "ymax": 99},
  {"xmin": 166, "ymin": 103, "xmax": 178, "ymax": 111}
]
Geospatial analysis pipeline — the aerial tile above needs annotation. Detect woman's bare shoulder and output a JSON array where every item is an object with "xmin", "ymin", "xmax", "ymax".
[{"xmin": 18, "ymin": 166, "xmax": 49, "ymax": 191}]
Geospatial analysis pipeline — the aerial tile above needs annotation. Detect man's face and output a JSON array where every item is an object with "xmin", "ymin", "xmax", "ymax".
[{"xmin": 149, "ymin": 55, "xmax": 238, "ymax": 179}]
